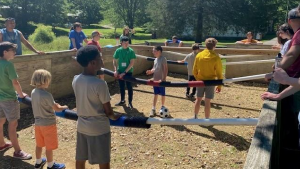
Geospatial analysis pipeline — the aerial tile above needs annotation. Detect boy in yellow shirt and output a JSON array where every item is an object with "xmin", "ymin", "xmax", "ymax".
[{"xmin": 193, "ymin": 38, "xmax": 223, "ymax": 119}]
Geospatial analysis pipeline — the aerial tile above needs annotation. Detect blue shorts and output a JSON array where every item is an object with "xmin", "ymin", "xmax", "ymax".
[{"xmin": 153, "ymin": 87, "xmax": 166, "ymax": 96}]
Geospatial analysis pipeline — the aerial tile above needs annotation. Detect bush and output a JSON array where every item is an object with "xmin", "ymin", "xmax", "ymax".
[
  {"xmin": 29, "ymin": 24, "xmax": 56, "ymax": 44},
  {"xmin": 106, "ymin": 32, "xmax": 121, "ymax": 39}
]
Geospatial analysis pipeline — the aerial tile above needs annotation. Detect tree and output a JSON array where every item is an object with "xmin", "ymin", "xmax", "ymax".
[{"xmin": 66, "ymin": 0, "xmax": 103, "ymax": 25}]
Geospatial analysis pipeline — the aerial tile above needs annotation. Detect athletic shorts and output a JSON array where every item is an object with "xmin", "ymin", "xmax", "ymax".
[
  {"xmin": 0, "ymin": 100, "xmax": 20, "ymax": 122},
  {"xmin": 35, "ymin": 124, "xmax": 58, "ymax": 150},
  {"xmin": 153, "ymin": 87, "xmax": 166, "ymax": 96},
  {"xmin": 76, "ymin": 132, "xmax": 111, "ymax": 165},
  {"xmin": 196, "ymin": 86, "xmax": 215, "ymax": 99}
]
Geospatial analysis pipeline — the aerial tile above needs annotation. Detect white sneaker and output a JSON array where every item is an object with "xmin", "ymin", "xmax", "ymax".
[{"xmin": 149, "ymin": 109, "xmax": 156, "ymax": 117}]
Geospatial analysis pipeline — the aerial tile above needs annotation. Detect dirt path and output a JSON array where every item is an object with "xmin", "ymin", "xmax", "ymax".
[{"xmin": 0, "ymin": 73, "xmax": 267, "ymax": 169}]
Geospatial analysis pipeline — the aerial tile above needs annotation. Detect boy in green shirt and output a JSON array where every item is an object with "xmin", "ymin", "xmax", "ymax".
[
  {"xmin": 113, "ymin": 36, "xmax": 136, "ymax": 109},
  {"xmin": 0, "ymin": 42, "xmax": 32, "ymax": 160}
]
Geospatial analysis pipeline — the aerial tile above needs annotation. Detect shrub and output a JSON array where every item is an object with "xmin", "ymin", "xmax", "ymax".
[
  {"xmin": 106, "ymin": 32, "xmax": 121, "ymax": 39},
  {"xmin": 29, "ymin": 24, "xmax": 56, "ymax": 44}
]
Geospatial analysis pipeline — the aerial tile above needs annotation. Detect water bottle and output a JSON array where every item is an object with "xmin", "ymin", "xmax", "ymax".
[{"xmin": 275, "ymin": 53, "xmax": 282, "ymax": 68}]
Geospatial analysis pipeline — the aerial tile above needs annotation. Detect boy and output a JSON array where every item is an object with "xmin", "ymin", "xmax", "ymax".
[
  {"xmin": 87, "ymin": 30, "xmax": 104, "ymax": 80},
  {"xmin": 31, "ymin": 69, "xmax": 67, "ymax": 169},
  {"xmin": 164, "ymin": 36, "xmax": 183, "ymax": 47},
  {"xmin": 0, "ymin": 42, "xmax": 31, "ymax": 159},
  {"xmin": 178, "ymin": 44, "xmax": 200, "ymax": 98},
  {"xmin": 113, "ymin": 36, "xmax": 136, "ymax": 109},
  {"xmin": 146, "ymin": 46, "xmax": 168, "ymax": 117},
  {"xmin": 193, "ymin": 38, "xmax": 223, "ymax": 119},
  {"xmin": 72, "ymin": 45, "xmax": 120, "ymax": 169}
]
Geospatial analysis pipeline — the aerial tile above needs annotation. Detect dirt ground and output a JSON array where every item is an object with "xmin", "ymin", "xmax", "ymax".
[{"xmin": 0, "ymin": 73, "xmax": 268, "ymax": 169}]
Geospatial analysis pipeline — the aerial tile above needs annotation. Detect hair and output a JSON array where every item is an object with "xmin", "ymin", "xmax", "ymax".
[
  {"xmin": 172, "ymin": 36, "xmax": 178, "ymax": 40},
  {"xmin": 123, "ymin": 26, "xmax": 130, "ymax": 36},
  {"xmin": 192, "ymin": 44, "xmax": 200, "ymax": 50},
  {"xmin": 0, "ymin": 42, "xmax": 17, "ymax": 57},
  {"xmin": 76, "ymin": 45, "xmax": 101, "ymax": 67},
  {"xmin": 91, "ymin": 30, "xmax": 100, "ymax": 38},
  {"xmin": 277, "ymin": 23, "xmax": 294, "ymax": 45},
  {"xmin": 121, "ymin": 36, "xmax": 129, "ymax": 42},
  {"xmin": 5, "ymin": 17, "xmax": 15, "ymax": 23},
  {"xmin": 205, "ymin": 38, "xmax": 218, "ymax": 50},
  {"xmin": 30, "ymin": 69, "xmax": 52, "ymax": 87},
  {"xmin": 70, "ymin": 22, "xmax": 82, "ymax": 31},
  {"xmin": 246, "ymin": 32, "xmax": 253, "ymax": 36},
  {"xmin": 154, "ymin": 46, "xmax": 163, "ymax": 52}
]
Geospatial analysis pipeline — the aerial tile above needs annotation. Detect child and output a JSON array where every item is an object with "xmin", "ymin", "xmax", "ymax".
[
  {"xmin": 0, "ymin": 42, "xmax": 31, "ymax": 160},
  {"xmin": 69, "ymin": 22, "xmax": 88, "ymax": 50},
  {"xmin": 31, "ymin": 69, "xmax": 67, "ymax": 169},
  {"xmin": 72, "ymin": 45, "xmax": 120, "ymax": 169},
  {"xmin": 87, "ymin": 30, "xmax": 105, "ymax": 80},
  {"xmin": 193, "ymin": 38, "xmax": 223, "ymax": 119},
  {"xmin": 178, "ymin": 44, "xmax": 200, "ymax": 98},
  {"xmin": 146, "ymin": 46, "xmax": 168, "ymax": 117}
]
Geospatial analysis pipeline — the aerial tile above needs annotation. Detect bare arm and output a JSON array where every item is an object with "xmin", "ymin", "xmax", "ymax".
[
  {"xmin": 279, "ymin": 45, "xmax": 300, "ymax": 70},
  {"xmin": 19, "ymin": 31, "xmax": 44, "ymax": 54},
  {"xmin": 113, "ymin": 59, "xmax": 118, "ymax": 72},
  {"xmin": 261, "ymin": 86, "xmax": 300, "ymax": 100},
  {"xmin": 84, "ymin": 38, "xmax": 88, "ymax": 44},
  {"xmin": 52, "ymin": 103, "xmax": 68, "ymax": 112},
  {"xmin": 0, "ymin": 32, "xmax": 3, "ymax": 42},
  {"xmin": 12, "ymin": 79, "xmax": 25, "ymax": 98},
  {"xmin": 71, "ymin": 38, "xmax": 77, "ymax": 49},
  {"xmin": 164, "ymin": 40, "xmax": 168, "ymax": 46},
  {"xmin": 103, "ymin": 102, "xmax": 121, "ymax": 120}
]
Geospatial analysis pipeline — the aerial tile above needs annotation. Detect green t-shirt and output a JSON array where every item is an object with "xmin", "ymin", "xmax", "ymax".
[
  {"xmin": 0, "ymin": 60, "xmax": 18, "ymax": 101},
  {"xmin": 113, "ymin": 47, "xmax": 136, "ymax": 73}
]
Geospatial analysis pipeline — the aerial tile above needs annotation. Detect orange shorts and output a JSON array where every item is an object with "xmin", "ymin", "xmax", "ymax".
[{"xmin": 35, "ymin": 124, "xmax": 58, "ymax": 150}]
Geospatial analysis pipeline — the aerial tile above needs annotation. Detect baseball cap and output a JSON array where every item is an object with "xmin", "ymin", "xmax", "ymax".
[
  {"xmin": 288, "ymin": 8, "xmax": 300, "ymax": 19},
  {"xmin": 120, "ymin": 36, "xmax": 129, "ymax": 42}
]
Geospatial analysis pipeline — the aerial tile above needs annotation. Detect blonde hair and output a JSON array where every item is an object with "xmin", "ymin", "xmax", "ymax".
[
  {"xmin": 30, "ymin": 69, "xmax": 52, "ymax": 87},
  {"xmin": 205, "ymin": 38, "xmax": 218, "ymax": 50}
]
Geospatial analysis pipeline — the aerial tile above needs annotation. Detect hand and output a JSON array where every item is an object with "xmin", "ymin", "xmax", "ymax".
[
  {"xmin": 114, "ymin": 71, "xmax": 118, "ymax": 78},
  {"xmin": 36, "ymin": 51, "xmax": 45, "ymax": 54},
  {"xmin": 146, "ymin": 70, "xmax": 152, "ymax": 75},
  {"xmin": 19, "ymin": 92, "xmax": 27, "ymax": 98},
  {"xmin": 62, "ymin": 105, "xmax": 69, "ymax": 109},
  {"xmin": 111, "ymin": 113, "xmax": 122, "ymax": 120},
  {"xmin": 261, "ymin": 92, "xmax": 280, "ymax": 100},
  {"xmin": 215, "ymin": 87, "xmax": 221, "ymax": 93},
  {"xmin": 119, "ymin": 73, "xmax": 126, "ymax": 78},
  {"xmin": 71, "ymin": 48, "xmax": 77, "ymax": 51},
  {"xmin": 264, "ymin": 73, "xmax": 273, "ymax": 82},
  {"xmin": 273, "ymin": 68, "xmax": 290, "ymax": 85}
]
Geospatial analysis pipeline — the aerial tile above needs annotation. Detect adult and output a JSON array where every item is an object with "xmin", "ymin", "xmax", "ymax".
[
  {"xmin": 120, "ymin": 26, "xmax": 135, "ymax": 45},
  {"xmin": 69, "ymin": 22, "xmax": 88, "ymax": 50},
  {"xmin": 165, "ymin": 36, "xmax": 184, "ymax": 47},
  {"xmin": 113, "ymin": 36, "xmax": 136, "ymax": 109},
  {"xmin": 0, "ymin": 18, "xmax": 44, "ymax": 55},
  {"xmin": 272, "ymin": 23, "xmax": 294, "ymax": 55},
  {"xmin": 235, "ymin": 32, "xmax": 263, "ymax": 45}
]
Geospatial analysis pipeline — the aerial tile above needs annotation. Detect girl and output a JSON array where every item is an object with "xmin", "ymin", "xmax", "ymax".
[{"xmin": 69, "ymin": 22, "xmax": 88, "ymax": 50}]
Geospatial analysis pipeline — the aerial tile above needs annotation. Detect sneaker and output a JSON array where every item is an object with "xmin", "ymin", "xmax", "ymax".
[
  {"xmin": 35, "ymin": 158, "xmax": 47, "ymax": 169},
  {"xmin": 13, "ymin": 150, "xmax": 32, "ymax": 160},
  {"xmin": 186, "ymin": 93, "xmax": 190, "ymax": 98},
  {"xmin": 0, "ymin": 142, "xmax": 13, "ymax": 151},
  {"xmin": 115, "ymin": 100, "xmax": 126, "ymax": 106},
  {"xmin": 128, "ymin": 102, "xmax": 133, "ymax": 109},
  {"xmin": 149, "ymin": 109, "xmax": 156, "ymax": 117},
  {"xmin": 47, "ymin": 162, "xmax": 66, "ymax": 169},
  {"xmin": 190, "ymin": 94, "xmax": 195, "ymax": 98}
]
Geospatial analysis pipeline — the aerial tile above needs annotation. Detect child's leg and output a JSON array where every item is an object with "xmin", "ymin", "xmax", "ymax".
[
  {"xmin": 99, "ymin": 163, "xmax": 110, "ymax": 169},
  {"xmin": 204, "ymin": 98, "xmax": 211, "ymax": 119},
  {"xmin": 161, "ymin": 96, "xmax": 165, "ymax": 107},
  {"xmin": 153, "ymin": 95, "xmax": 158, "ymax": 108},
  {"xmin": 76, "ymin": 160, "xmax": 86, "ymax": 169},
  {"xmin": 194, "ymin": 97, "xmax": 203, "ymax": 118},
  {"xmin": 160, "ymin": 87, "xmax": 166, "ymax": 107},
  {"xmin": 36, "ymin": 146, "xmax": 43, "ymax": 159},
  {"xmin": 0, "ymin": 118, "xmax": 6, "ymax": 146},
  {"xmin": 46, "ymin": 150, "xmax": 53, "ymax": 163},
  {"xmin": 8, "ymin": 120, "xmax": 21, "ymax": 152}
]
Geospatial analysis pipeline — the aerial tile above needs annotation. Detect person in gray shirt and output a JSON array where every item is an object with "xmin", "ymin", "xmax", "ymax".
[
  {"xmin": 31, "ymin": 69, "xmax": 68, "ymax": 169},
  {"xmin": 146, "ymin": 46, "xmax": 168, "ymax": 117},
  {"xmin": 178, "ymin": 44, "xmax": 200, "ymax": 98}
]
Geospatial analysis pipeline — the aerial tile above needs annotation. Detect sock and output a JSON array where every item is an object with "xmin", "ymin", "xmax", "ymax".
[
  {"xmin": 152, "ymin": 106, "xmax": 155, "ymax": 110},
  {"xmin": 48, "ymin": 161, "xmax": 54, "ymax": 168},
  {"xmin": 194, "ymin": 114, "xmax": 198, "ymax": 119},
  {"xmin": 36, "ymin": 158, "xmax": 42, "ymax": 164}
]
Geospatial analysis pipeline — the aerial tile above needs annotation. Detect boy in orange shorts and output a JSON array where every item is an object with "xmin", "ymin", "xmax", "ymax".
[{"xmin": 31, "ymin": 69, "xmax": 68, "ymax": 169}]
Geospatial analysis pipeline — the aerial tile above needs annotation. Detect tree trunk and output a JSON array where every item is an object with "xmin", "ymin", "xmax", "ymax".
[{"xmin": 195, "ymin": 6, "xmax": 203, "ymax": 44}]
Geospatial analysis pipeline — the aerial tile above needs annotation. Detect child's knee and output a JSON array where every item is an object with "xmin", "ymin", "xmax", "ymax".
[{"xmin": 8, "ymin": 120, "xmax": 18, "ymax": 128}]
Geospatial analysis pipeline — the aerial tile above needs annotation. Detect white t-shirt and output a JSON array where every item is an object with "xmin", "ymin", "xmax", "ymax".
[
  {"xmin": 184, "ymin": 52, "xmax": 196, "ymax": 76},
  {"xmin": 281, "ymin": 40, "xmax": 291, "ymax": 56},
  {"xmin": 72, "ymin": 74, "xmax": 111, "ymax": 136}
]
